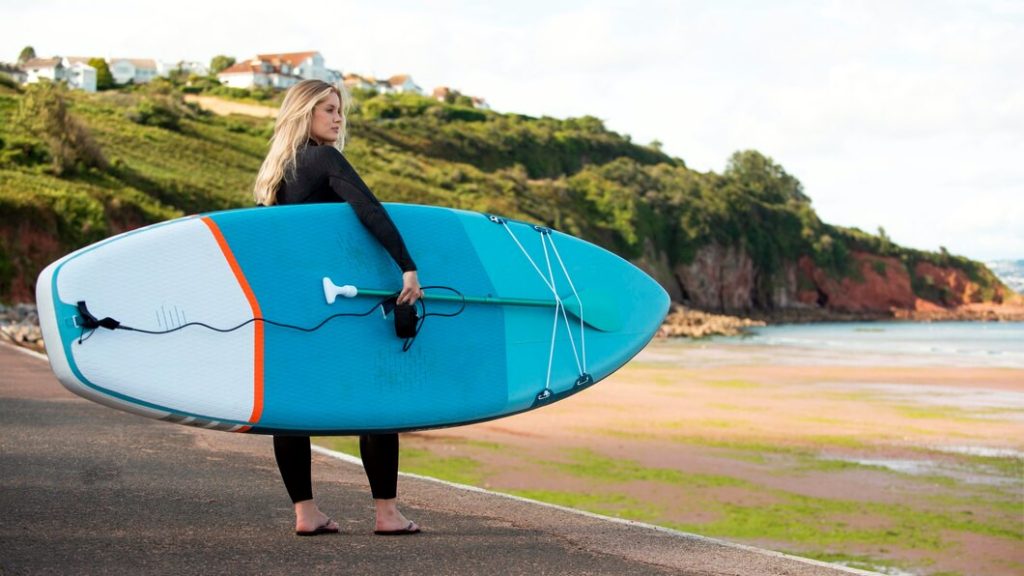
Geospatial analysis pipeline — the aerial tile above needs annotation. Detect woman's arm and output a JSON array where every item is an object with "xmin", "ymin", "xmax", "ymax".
[{"xmin": 321, "ymin": 149, "xmax": 421, "ymax": 303}]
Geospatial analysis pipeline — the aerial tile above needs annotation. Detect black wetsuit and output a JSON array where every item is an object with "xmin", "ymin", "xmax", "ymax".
[{"xmin": 272, "ymin": 141, "xmax": 416, "ymax": 502}]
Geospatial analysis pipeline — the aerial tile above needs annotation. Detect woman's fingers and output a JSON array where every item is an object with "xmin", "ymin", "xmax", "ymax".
[
  {"xmin": 397, "ymin": 287, "xmax": 423, "ymax": 305},
  {"xmin": 398, "ymin": 271, "xmax": 422, "ymax": 305}
]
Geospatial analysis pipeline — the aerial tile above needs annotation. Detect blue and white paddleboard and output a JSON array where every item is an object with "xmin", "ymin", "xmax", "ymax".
[{"xmin": 35, "ymin": 204, "xmax": 669, "ymax": 434}]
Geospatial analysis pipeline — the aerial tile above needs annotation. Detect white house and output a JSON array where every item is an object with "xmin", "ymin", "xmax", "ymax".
[
  {"xmin": 218, "ymin": 51, "xmax": 332, "ymax": 89},
  {"xmin": 64, "ymin": 58, "xmax": 97, "ymax": 92},
  {"xmin": 20, "ymin": 57, "xmax": 96, "ymax": 92},
  {"xmin": 21, "ymin": 57, "xmax": 64, "ymax": 84},
  {"xmin": 386, "ymin": 74, "xmax": 422, "ymax": 95},
  {"xmin": 109, "ymin": 58, "xmax": 158, "ymax": 84},
  {"xmin": 343, "ymin": 73, "xmax": 377, "ymax": 92}
]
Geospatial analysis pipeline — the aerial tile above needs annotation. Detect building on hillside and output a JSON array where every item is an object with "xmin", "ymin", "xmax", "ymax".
[
  {"xmin": 109, "ymin": 58, "xmax": 158, "ymax": 84},
  {"xmin": 63, "ymin": 57, "xmax": 98, "ymax": 92},
  {"xmin": 152, "ymin": 61, "xmax": 209, "ymax": 78},
  {"xmin": 218, "ymin": 51, "xmax": 333, "ymax": 89},
  {"xmin": 431, "ymin": 86, "xmax": 451, "ymax": 101},
  {"xmin": 343, "ymin": 73, "xmax": 377, "ymax": 92},
  {"xmin": 179, "ymin": 61, "xmax": 210, "ymax": 77},
  {"xmin": 431, "ymin": 86, "xmax": 490, "ymax": 109},
  {"xmin": 385, "ymin": 74, "xmax": 422, "ymax": 94},
  {"xmin": 20, "ymin": 57, "xmax": 96, "ymax": 92},
  {"xmin": 344, "ymin": 73, "xmax": 423, "ymax": 95},
  {"xmin": 21, "ymin": 57, "xmax": 64, "ymax": 84},
  {"xmin": 0, "ymin": 62, "xmax": 27, "ymax": 84}
]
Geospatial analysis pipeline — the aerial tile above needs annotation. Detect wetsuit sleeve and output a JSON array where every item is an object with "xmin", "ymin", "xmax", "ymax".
[{"xmin": 323, "ymin": 151, "xmax": 417, "ymax": 272}]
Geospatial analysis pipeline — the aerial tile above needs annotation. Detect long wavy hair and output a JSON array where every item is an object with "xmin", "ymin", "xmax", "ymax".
[{"xmin": 253, "ymin": 79, "xmax": 351, "ymax": 205}]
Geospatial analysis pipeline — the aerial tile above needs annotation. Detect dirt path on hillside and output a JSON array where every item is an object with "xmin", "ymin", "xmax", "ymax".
[{"xmin": 184, "ymin": 94, "xmax": 277, "ymax": 118}]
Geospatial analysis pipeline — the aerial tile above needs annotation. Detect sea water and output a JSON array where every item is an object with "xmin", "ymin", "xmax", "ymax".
[{"xmin": 714, "ymin": 321, "xmax": 1024, "ymax": 369}]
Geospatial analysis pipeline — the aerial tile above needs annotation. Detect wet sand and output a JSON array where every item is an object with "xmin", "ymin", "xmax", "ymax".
[{"xmin": 318, "ymin": 340, "xmax": 1024, "ymax": 576}]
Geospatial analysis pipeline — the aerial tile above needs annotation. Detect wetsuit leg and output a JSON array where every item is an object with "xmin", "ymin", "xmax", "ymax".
[
  {"xmin": 273, "ymin": 435, "xmax": 313, "ymax": 503},
  {"xmin": 359, "ymin": 433, "xmax": 398, "ymax": 500}
]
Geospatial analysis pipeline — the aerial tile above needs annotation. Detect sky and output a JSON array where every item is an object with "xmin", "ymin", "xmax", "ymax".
[{"xmin": 3, "ymin": 0, "xmax": 1022, "ymax": 261}]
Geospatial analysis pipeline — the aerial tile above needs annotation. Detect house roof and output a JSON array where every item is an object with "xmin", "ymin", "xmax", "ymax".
[
  {"xmin": 256, "ymin": 51, "xmax": 319, "ymax": 67},
  {"xmin": 432, "ymin": 86, "xmax": 451, "ymax": 98},
  {"xmin": 65, "ymin": 57, "xmax": 99, "ymax": 66},
  {"xmin": 219, "ymin": 62, "xmax": 261, "ymax": 75},
  {"xmin": 110, "ymin": 58, "xmax": 158, "ymax": 70},
  {"xmin": 388, "ymin": 74, "xmax": 412, "ymax": 86},
  {"xmin": 22, "ymin": 57, "xmax": 62, "ymax": 69}
]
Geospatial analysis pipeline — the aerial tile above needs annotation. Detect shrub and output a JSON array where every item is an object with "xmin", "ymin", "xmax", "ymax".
[
  {"xmin": 14, "ymin": 82, "xmax": 107, "ymax": 175},
  {"xmin": 127, "ymin": 96, "xmax": 182, "ymax": 130},
  {"xmin": 0, "ymin": 136, "xmax": 49, "ymax": 168}
]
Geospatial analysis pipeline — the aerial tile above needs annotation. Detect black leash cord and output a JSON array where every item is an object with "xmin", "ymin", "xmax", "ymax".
[
  {"xmin": 76, "ymin": 285, "xmax": 467, "ymax": 350},
  {"xmin": 400, "ymin": 285, "xmax": 466, "ymax": 352}
]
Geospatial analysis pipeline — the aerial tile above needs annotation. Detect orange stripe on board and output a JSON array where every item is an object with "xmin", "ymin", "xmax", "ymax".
[{"xmin": 201, "ymin": 217, "xmax": 264, "ymax": 426}]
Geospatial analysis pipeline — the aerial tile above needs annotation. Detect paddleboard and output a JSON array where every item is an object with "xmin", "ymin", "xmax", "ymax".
[{"xmin": 36, "ymin": 204, "xmax": 669, "ymax": 434}]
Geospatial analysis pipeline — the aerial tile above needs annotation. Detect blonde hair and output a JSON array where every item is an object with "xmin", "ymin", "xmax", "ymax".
[{"xmin": 253, "ymin": 79, "xmax": 351, "ymax": 205}]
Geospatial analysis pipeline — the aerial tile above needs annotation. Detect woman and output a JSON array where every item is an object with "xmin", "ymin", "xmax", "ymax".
[{"xmin": 253, "ymin": 79, "xmax": 421, "ymax": 537}]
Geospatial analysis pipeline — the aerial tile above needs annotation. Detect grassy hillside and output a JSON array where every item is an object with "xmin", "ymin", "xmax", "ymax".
[{"xmin": 0, "ymin": 80, "xmax": 1008, "ymax": 307}]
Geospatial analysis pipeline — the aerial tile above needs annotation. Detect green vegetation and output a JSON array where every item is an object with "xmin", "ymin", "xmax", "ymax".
[
  {"xmin": 88, "ymin": 58, "xmax": 115, "ymax": 91},
  {"xmin": 505, "ymin": 489, "xmax": 661, "ymax": 522},
  {"xmin": 669, "ymin": 493, "xmax": 1021, "ymax": 550},
  {"xmin": 313, "ymin": 436, "xmax": 486, "ymax": 486},
  {"xmin": 550, "ymin": 448, "xmax": 747, "ymax": 488},
  {"xmin": 0, "ymin": 83, "xmax": 1007, "ymax": 304}
]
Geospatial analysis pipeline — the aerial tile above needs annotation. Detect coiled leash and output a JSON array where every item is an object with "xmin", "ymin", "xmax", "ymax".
[{"xmin": 73, "ymin": 285, "xmax": 466, "ymax": 352}]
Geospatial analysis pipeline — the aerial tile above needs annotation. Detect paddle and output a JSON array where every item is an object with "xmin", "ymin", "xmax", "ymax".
[{"xmin": 322, "ymin": 277, "xmax": 624, "ymax": 332}]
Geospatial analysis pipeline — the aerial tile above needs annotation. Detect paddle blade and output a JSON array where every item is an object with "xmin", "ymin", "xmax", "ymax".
[{"xmin": 562, "ymin": 288, "xmax": 624, "ymax": 332}]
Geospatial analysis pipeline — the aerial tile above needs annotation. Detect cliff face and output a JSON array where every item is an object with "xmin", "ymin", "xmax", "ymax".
[
  {"xmin": 796, "ymin": 253, "xmax": 917, "ymax": 313},
  {"xmin": 654, "ymin": 245, "xmax": 1015, "ymax": 318}
]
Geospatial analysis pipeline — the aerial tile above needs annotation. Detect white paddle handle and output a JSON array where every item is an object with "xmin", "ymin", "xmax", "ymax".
[{"xmin": 323, "ymin": 277, "xmax": 358, "ymax": 304}]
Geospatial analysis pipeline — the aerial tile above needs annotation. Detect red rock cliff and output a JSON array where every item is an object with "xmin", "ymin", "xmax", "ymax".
[{"xmin": 646, "ymin": 245, "xmax": 1016, "ymax": 318}]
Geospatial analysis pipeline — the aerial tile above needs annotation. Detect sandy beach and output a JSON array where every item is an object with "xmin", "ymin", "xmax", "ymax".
[{"xmin": 317, "ymin": 338, "xmax": 1024, "ymax": 576}]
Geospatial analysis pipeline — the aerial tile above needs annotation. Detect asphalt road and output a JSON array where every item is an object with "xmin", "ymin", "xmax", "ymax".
[{"xmin": 0, "ymin": 343, "xmax": 875, "ymax": 575}]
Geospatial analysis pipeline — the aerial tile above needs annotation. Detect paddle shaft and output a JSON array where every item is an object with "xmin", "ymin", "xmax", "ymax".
[{"xmin": 356, "ymin": 288, "xmax": 569, "ymax": 310}]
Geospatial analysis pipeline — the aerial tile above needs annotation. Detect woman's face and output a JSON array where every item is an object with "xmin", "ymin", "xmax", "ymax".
[{"xmin": 309, "ymin": 92, "xmax": 342, "ymax": 144}]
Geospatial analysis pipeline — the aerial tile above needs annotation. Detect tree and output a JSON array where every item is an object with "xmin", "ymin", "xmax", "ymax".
[
  {"xmin": 876, "ymin": 226, "xmax": 892, "ymax": 254},
  {"xmin": 209, "ymin": 55, "xmax": 236, "ymax": 75},
  {"xmin": 18, "ymin": 46, "xmax": 36, "ymax": 64},
  {"xmin": 724, "ymin": 150, "xmax": 809, "ymax": 205},
  {"xmin": 88, "ymin": 58, "xmax": 115, "ymax": 90}
]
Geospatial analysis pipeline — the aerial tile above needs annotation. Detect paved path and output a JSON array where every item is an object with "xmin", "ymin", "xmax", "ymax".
[{"xmin": 0, "ymin": 343, "xmax": 874, "ymax": 575}]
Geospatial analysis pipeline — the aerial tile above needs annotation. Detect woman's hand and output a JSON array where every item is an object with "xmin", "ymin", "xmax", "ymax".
[{"xmin": 397, "ymin": 270, "xmax": 423, "ymax": 305}]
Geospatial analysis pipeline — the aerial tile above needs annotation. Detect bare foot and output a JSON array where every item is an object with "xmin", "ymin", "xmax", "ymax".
[
  {"xmin": 294, "ymin": 499, "xmax": 339, "ymax": 534},
  {"xmin": 374, "ymin": 498, "xmax": 419, "ymax": 533}
]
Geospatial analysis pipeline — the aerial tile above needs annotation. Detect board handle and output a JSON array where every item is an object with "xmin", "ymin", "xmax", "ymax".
[{"xmin": 323, "ymin": 277, "xmax": 358, "ymax": 304}]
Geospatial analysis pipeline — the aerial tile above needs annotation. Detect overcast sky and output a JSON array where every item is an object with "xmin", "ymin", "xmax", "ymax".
[{"xmin": 4, "ymin": 0, "xmax": 1021, "ymax": 261}]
